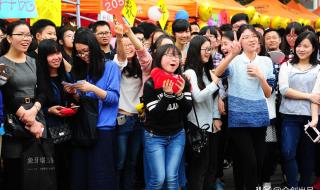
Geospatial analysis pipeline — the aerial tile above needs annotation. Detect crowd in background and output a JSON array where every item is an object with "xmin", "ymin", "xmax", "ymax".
[{"xmin": 0, "ymin": 12, "xmax": 320, "ymax": 190}]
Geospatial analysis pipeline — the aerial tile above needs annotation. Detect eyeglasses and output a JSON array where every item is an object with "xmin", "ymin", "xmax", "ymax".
[
  {"xmin": 164, "ymin": 53, "xmax": 181, "ymax": 60},
  {"xmin": 76, "ymin": 49, "xmax": 89, "ymax": 57},
  {"xmin": 11, "ymin": 33, "xmax": 33, "ymax": 39},
  {"xmin": 96, "ymin": 31, "xmax": 111, "ymax": 37},
  {"xmin": 201, "ymin": 47, "xmax": 212, "ymax": 53}
]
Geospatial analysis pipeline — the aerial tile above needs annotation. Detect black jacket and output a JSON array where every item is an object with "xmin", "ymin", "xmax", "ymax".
[{"xmin": 143, "ymin": 78, "xmax": 192, "ymax": 136}]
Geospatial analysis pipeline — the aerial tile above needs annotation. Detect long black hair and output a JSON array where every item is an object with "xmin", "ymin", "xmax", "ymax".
[
  {"xmin": 37, "ymin": 39, "xmax": 68, "ymax": 105},
  {"xmin": 291, "ymin": 31, "xmax": 319, "ymax": 65},
  {"xmin": 72, "ymin": 28, "xmax": 105, "ymax": 82},
  {"xmin": 184, "ymin": 35, "xmax": 213, "ymax": 90},
  {"xmin": 0, "ymin": 20, "xmax": 30, "ymax": 56},
  {"xmin": 152, "ymin": 44, "xmax": 182, "ymax": 75}
]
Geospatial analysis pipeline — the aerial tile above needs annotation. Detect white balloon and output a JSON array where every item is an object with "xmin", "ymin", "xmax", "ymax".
[{"xmin": 148, "ymin": 6, "xmax": 162, "ymax": 21}]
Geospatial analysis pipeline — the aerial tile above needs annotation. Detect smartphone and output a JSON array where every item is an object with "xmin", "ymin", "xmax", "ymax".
[
  {"xmin": 117, "ymin": 115, "xmax": 127, "ymax": 126},
  {"xmin": 304, "ymin": 122, "xmax": 320, "ymax": 143}
]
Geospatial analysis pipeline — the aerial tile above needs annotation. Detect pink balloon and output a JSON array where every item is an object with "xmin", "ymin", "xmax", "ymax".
[{"xmin": 207, "ymin": 18, "xmax": 214, "ymax": 26}]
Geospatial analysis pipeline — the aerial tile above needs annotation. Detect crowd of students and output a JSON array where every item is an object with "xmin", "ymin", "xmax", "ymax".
[{"xmin": 0, "ymin": 12, "xmax": 320, "ymax": 190}]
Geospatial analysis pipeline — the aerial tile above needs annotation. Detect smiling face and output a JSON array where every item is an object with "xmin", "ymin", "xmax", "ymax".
[
  {"xmin": 240, "ymin": 29, "xmax": 259, "ymax": 53},
  {"xmin": 161, "ymin": 48, "xmax": 181, "ymax": 74},
  {"xmin": 200, "ymin": 41, "xmax": 212, "ymax": 63},
  {"xmin": 122, "ymin": 37, "xmax": 135, "ymax": 59},
  {"xmin": 75, "ymin": 43, "xmax": 90, "ymax": 64},
  {"xmin": 7, "ymin": 24, "xmax": 32, "ymax": 53},
  {"xmin": 221, "ymin": 36, "xmax": 233, "ymax": 57},
  {"xmin": 264, "ymin": 31, "xmax": 281, "ymax": 51},
  {"xmin": 36, "ymin": 25, "xmax": 57, "ymax": 42},
  {"xmin": 174, "ymin": 29, "xmax": 191, "ymax": 46},
  {"xmin": 295, "ymin": 38, "xmax": 314, "ymax": 62},
  {"xmin": 47, "ymin": 52, "xmax": 62, "ymax": 69}
]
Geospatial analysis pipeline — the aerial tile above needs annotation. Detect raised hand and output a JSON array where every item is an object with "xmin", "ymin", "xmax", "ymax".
[
  {"xmin": 175, "ymin": 77, "xmax": 185, "ymax": 96},
  {"xmin": 163, "ymin": 79, "xmax": 174, "ymax": 95},
  {"xmin": 230, "ymin": 31, "xmax": 242, "ymax": 56}
]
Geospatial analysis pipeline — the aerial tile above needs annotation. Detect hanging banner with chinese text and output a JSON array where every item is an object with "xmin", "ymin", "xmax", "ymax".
[{"xmin": 0, "ymin": 0, "xmax": 38, "ymax": 18}]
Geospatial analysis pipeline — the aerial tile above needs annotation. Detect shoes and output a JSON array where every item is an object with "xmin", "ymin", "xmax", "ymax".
[
  {"xmin": 313, "ymin": 177, "xmax": 320, "ymax": 190},
  {"xmin": 262, "ymin": 182, "xmax": 272, "ymax": 190},
  {"xmin": 223, "ymin": 159, "xmax": 232, "ymax": 169},
  {"xmin": 215, "ymin": 178, "xmax": 225, "ymax": 190}
]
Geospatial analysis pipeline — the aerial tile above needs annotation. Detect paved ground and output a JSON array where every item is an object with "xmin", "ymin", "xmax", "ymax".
[{"xmin": 224, "ymin": 164, "xmax": 285, "ymax": 189}]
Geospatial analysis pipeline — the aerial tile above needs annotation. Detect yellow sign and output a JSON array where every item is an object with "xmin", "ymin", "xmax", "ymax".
[
  {"xmin": 30, "ymin": 0, "xmax": 61, "ymax": 26},
  {"xmin": 122, "ymin": 0, "xmax": 138, "ymax": 26},
  {"xmin": 157, "ymin": 0, "xmax": 169, "ymax": 29}
]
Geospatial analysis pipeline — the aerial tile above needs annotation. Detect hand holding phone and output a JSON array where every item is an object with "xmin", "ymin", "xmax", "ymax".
[{"xmin": 304, "ymin": 121, "xmax": 320, "ymax": 143}]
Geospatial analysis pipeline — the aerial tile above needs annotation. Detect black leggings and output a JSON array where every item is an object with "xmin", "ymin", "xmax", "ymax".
[
  {"xmin": 3, "ymin": 158, "xmax": 22, "ymax": 190},
  {"xmin": 230, "ymin": 127, "xmax": 266, "ymax": 190}
]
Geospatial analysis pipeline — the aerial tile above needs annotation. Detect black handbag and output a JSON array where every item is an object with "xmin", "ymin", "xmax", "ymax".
[
  {"xmin": 22, "ymin": 139, "xmax": 57, "ymax": 190},
  {"xmin": 186, "ymin": 101, "xmax": 210, "ymax": 155},
  {"xmin": 72, "ymin": 95, "xmax": 98, "ymax": 147},
  {"xmin": 47, "ymin": 122, "xmax": 71, "ymax": 144},
  {"xmin": 4, "ymin": 111, "xmax": 46, "ymax": 138}
]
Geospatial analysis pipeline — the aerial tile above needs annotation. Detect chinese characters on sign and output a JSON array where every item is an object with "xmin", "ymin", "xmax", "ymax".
[
  {"xmin": 0, "ymin": 0, "xmax": 38, "ymax": 18},
  {"xmin": 122, "ymin": 0, "xmax": 137, "ymax": 26}
]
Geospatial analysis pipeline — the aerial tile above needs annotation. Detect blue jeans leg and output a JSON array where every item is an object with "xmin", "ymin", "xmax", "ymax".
[
  {"xmin": 117, "ymin": 115, "xmax": 143, "ymax": 190},
  {"xmin": 143, "ymin": 129, "xmax": 185, "ymax": 190},
  {"xmin": 281, "ymin": 116, "xmax": 301, "ymax": 188},
  {"xmin": 144, "ymin": 130, "xmax": 166, "ymax": 190},
  {"xmin": 281, "ymin": 115, "xmax": 316, "ymax": 188},
  {"xmin": 165, "ymin": 130, "xmax": 185, "ymax": 190}
]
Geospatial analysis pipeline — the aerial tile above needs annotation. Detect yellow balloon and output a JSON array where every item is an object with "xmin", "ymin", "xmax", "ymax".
[
  {"xmin": 271, "ymin": 16, "xmax": 282, "ymax": 29},
  {"xmin": 281, "ymin": 18, "xmax": 291, "ymax": 29},
  {"xmin": 297, "ymin": 18, "xmax": 304, "ymax": 25},
  {"xmin": 303, "ymin": 19, "xmax": 311, "ymax": 26},
  {"xmin": 250, "ymin": 12, "xmax": 260, "ymax": 25},
  {"xmin": 245, "ymin": 5, "xmax": 256, "ymax": 21},
  {"xmin": 198, "ymin": 20, "xmax": 208, "ymax": 29},
  {"xmin": 316, "ymin": 18, "xmax": 320, "ymax": 29},
  {"xmin": 198, "ymin": 2, "xmax": 213, "ymax": 22},
  {"xmin": 260, "ymin": 15, "xmax": 270, "ymax": 28}
]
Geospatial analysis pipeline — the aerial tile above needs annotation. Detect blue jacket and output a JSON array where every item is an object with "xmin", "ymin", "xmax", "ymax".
[{"xmin": 86, "ymin": 60, "xmax": 121, "ymax": 130}]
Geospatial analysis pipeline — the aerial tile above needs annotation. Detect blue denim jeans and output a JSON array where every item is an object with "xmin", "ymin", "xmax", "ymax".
[
  {"xmin": 116, "ymin": 114, "xmax": 143, "ymax": 190},
  {"xmin": 143, "ymin": 129, "xmax": 185, "ymax": 190},
  {"xmin": 281, "ymin": 115, "xmax": 316, "ymax": 188}
]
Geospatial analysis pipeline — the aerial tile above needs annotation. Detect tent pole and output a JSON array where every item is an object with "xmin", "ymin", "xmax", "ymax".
[{"xmin": 76, "ymin": 0, "xmax": 81, "ymax": 28}]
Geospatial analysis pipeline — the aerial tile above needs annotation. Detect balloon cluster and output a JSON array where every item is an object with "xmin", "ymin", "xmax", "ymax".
[{"xmin": 243, "ymin": 5, "xmax": 292, "ymax": 29}]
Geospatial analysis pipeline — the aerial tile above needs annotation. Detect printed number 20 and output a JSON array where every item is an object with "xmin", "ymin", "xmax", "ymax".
[{"xmin": 104, "ymin": 0, "xmax": 125, "ymax": 12}]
